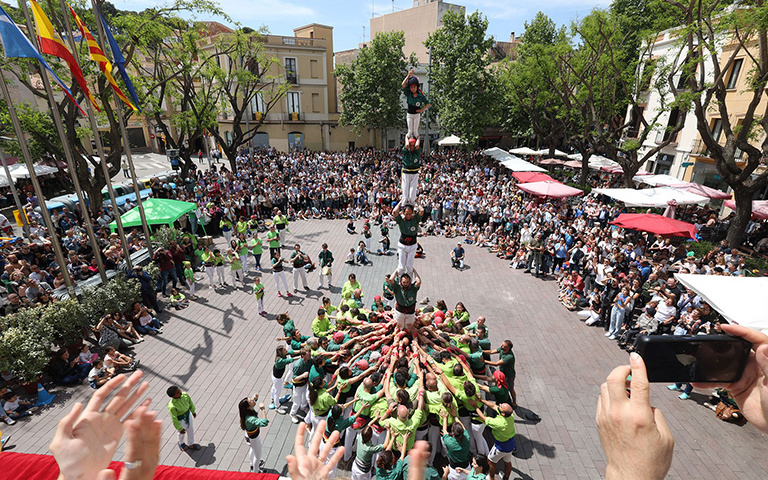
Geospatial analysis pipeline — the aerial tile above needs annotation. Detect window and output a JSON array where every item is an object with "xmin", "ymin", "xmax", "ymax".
[
  {"xmin": 310, "ymin": 59, "xmax": 318, "ymax": 78},
  {"xmin": 285, "ymin": 58, "xmax": 297, "ymax": 83},
  {"xmin": 726, "ymin": 59, "xmax": 743, "ymax": 90},
  {"xmin": 677, "ymin": 54, "xmax": 694, "ymax": 89},
  {"xmin": 287, "ymin": 91, "xmax": 300, "ymax": 114},
  {"xmin": 661, "ymin": 107, "xmax": 680, "ymax": 142},
  {"xmin": 311, "ymin": 93, "xmax": 320, "ymax": 113},
  {"xmin": 639, "ymin": 58, "xmax": 657, "ymax": 92},
  {"xmin": 250, "ymin": 92, "xmax": 266, "ymax": 114},
  {"xmin": 710, "ymin": 118, "xmax": 723, "ymax": 143}
]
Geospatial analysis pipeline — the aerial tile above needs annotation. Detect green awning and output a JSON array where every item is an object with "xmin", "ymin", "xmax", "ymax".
[{"xmin": 109, "ymin": 198, "xmax": 195, "ymax": 232}]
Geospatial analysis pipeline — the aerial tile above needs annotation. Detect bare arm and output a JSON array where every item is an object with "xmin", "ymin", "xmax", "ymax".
[{"xmin": 401, "ymin": 69, "xmax": 414, "ymax": 88}]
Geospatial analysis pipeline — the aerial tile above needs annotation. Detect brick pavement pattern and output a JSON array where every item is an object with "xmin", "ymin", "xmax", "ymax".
[{"xmin": 5, "ymin": 219, "xmax": 768, "ymax": 479}]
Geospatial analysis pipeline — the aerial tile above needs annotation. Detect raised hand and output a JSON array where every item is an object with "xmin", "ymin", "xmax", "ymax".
[
  {"xmin": 694, "ymin": 324, "xmax": 768, "ymax": 433},
  {"xmin": 51, "ymin": 371, "xmax": 149, "ymax": 480},
  {"xmin": 119, "ymin": 401, "xmax": 162, "ymax": 480},
  {"xmin": 596, "ymin": 353, "xmax": 673, "ymax": 480},
  {"xmin": 286, "ymin": 421, "xmax": 345, "ymax": 480}
]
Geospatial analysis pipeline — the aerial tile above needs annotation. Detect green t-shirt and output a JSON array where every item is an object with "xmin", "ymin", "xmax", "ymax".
[
  {"xmin": 184, "ymin": 267, "xmax": 195, "ymax": 282},
  {"xmin": 229, "ymin": 254, "xmax": 242, "ymax": 271},
  {"xmin": 266, "ymin": 230, "xmax": 280, "ymax": 248},
  {"xmin": 249, "ymin": 237, "xmax": 263, "ymax": 255},
  {"xmin": 252, "ymin": 282, "xmax": 265, "ymax": 299},
  {"xmin": 312, "ymin": 389, "xmax": 336, "ymax": 416},
  {"xmin": 292, "ymin": 357, "xmax": 312, "ymax": 386},
  {"xmin": 282, "ymin": 319, "xmax": 295, "ymax": 337},
  {"xmin": 244, "ymin": 414, "xmax": 268, "ymax": 433},
  {"xmin": 499, "ymin": 348, "xmax": 516, "ymax": 380},
  {"xmin": 311, "ymin": 316, "xmax": 332, "ymax": 337},
  {"xmin": 353, "ymin": 385, "xmax": 378, "ymax": 416},
  {"xmin": 384, "ymin": 409, "xmax": 425, "ymax": 450},
  {"xmin": 402, "ymin": 86, "xmax": 429, "ymax": 111},
  {"xmin": 442, "ymin": 430, "xmax": 471, "ymax": 465},
  {"xmin": 489, "ymin": 385, "xmax": 512, "ymax": 405},
  {"xmin": 290, "ymin": 250, "xmax": 307, "ymax": 268},
  {"xmin": 376, "ymin": 459, "xmax": 405, "ymax": 480},
  {"xmin": 485, "ymin": 413, "xmax": 516, "ymax": 442}
]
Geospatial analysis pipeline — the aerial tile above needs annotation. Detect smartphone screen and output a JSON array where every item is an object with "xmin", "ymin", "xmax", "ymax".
[{"xmin": 637, "ymin": 335, "xmax": 752, "ymax": 383}]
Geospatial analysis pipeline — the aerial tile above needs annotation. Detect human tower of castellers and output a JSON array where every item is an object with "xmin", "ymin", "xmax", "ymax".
[{"xmin": 236, "ymin": 71, "xmax": 520, "ymax": 480}]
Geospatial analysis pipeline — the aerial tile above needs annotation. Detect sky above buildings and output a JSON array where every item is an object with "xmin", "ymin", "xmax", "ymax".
[{"xmin": 115, "ymin": 0, "xmax": 611, "ymax": 52}]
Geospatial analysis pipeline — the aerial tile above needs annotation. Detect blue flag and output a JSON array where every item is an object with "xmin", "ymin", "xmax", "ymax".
[
  {"xmin": 0, "ymin": 5, "xmax": 84, "ymax": 114},
  {"xmin": 97, "ymin": 7, "xmax": 141, "ymax": 112}
]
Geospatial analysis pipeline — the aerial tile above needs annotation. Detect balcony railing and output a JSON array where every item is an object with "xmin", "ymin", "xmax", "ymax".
[{"xmin": 691, "ymin": 138, "xmax": 745, "ymax": 160}]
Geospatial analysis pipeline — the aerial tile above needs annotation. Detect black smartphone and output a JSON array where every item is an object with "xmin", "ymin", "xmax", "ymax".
[{"xmin": 636, "ymin": 334, "xmax": 752, "ymax": 383}]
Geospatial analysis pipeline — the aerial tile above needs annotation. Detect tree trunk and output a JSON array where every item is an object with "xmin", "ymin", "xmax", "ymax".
[
  {"xmin": 580, "ymin": 152, "xmax": 591, "ymax": 187},
  {"xmin": 726, "ymin": 188, "xmax": 754, "ymax": 247}
]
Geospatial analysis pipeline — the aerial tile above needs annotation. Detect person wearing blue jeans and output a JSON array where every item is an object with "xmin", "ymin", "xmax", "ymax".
[
  {"xmin": 607, "ymin": 287, "xmax": 630, "ymax": 340},
  {"xmin": 668, "ymin": 383, "xmax": 693, "ymax": 399}
]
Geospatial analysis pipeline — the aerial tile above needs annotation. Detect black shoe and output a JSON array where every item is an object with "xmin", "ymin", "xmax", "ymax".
[{"xmin": 304, "ymin": 286, "xmax": 310, "ymax": 290}]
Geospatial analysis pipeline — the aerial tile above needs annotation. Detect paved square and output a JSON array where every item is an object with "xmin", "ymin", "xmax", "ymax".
[{"xmin": 5, "ymin": 219, "xmax": 767, "ymax": 479}]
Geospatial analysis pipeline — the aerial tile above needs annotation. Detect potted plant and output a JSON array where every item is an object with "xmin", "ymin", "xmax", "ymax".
[{"xmin": 0, "ymin": 308, "xmax": 55, "ymax": 392}]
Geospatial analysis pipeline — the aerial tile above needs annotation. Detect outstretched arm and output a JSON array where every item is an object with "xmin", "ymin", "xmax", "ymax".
[{"xmin": 401, "ymin": 68, "xmax": 414, "ymax": 88}]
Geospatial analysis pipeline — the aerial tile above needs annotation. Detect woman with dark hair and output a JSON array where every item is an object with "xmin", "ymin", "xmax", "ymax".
[
  {"xmin": 456, "ymin": 454, "xmax": 491, "ymax": 480},
  {"xmin": 238, "ymin": 395, "xmax": 269, "ymax": 472},
  {"xmin": 454, "ymin": 302, "xmax": 470, "ymax": 328},
  {"xmin": 375, "ymin": 433, "xmax": 409, "ymax": 480},
  {"xmin": 321, "ymin": 402, "xmax": 368, "ymax": 477},
  {"xmin": 307, "ymin": 376, "xmax": 336, "ymax": 441}
]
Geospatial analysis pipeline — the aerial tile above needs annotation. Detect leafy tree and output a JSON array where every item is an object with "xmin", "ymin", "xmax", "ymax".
[
  {"xmin": 556, "ymin": 9, "xmax": 689, "ymax": 186},
  {"xmin": 425, "ymin": 10, "xmax": 500, "ymax": 148},
  {"xmin": 664, "ymin": 0, "xmax": 768, "ymax": 246},
  {"xmin": 335, "ymin": 30, "xmax": 415, "ymax": 146},
  {"xmin": 206, "ymin": 28, "xmax": 289, "ymax": 170}
]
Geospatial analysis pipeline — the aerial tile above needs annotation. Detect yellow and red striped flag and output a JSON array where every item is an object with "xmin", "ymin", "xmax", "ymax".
[
  {"xmin": 29, "ymin": 0, "xmax": 99, "ymax": 111},
  {"xmin": 67, "ymin": 4, "xmax": 137, "ymax": 111}
]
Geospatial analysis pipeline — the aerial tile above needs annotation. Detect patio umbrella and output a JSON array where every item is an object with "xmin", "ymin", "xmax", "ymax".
[
  {"xmin": 563, "ymin": 160, "xmax": 583, "ymax": 168},
  {"xmin": 539, "ymin": 158, "xmax": 565, "ymax": 166},
  {"xmin": 517, "ymin": 180, "xmax": 584, "ymax": 198},
  {"xmin": 669, "ymin": 182, "xmax": 730, "ymax": 200},
  {"xmin": 533, "ymin": 149, "xmax": 568, "ymax": 156},
  {"xmin": 512, "ymin": 171, "xmax": 554, "ymax": 183},
  {"xmin": 437, "ymin": 134, "xmax": 463, "ymax": 146},
  {"xmin": 724, "ymin": 200, "xmax": 768, "ymax": 220},
  {"xmin": 609, "ymin": 213, "xmax": 698, "ymax": 239}
]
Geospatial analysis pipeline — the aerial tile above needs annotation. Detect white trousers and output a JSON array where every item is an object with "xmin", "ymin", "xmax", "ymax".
[
  {"xmin": 398, "ymin": 242, "xmax": 417, "ymax": 277},
  {"xmin": 343, "ymin": 425, "xmax": 358, "ymax": 462},
  {"xmin": 407, "ymin": 112, "xmax": 421, "ymax": 138},
  {"xmin": 256, "ymin": 296, "xmax": 264, "ymax": 313},
  {"xmin": 290, "ymin": 384, "xmax": 308, "ymax": 416},
  {"xmin": 401, "ymin": 171, "xmax": 419, "ymax": 205},
  {"xmin": 240, "ymin": 254, "xmax": 248, "ymax": 272},
  {"xmin": 231, "ymin": 269, "xmax": 244, "ymax": 285},
  {"xmin": 394, "ymin": 309, "xmax": 415, "ymax": 329},
  {"xmin": 177, "ymin": 416, "xmax": 195, "ymax": 446},
  {"xmin": 216, "ymin": 265, "xmax": 226, "ymax": 284},
  {"xmin": 470, "ymin": 421, "xmax": 489, "ymax": 456},
  {"xmin": 247, "ymin": 434, "xmax": 262, "ymax": 472},
  {"xmin": 186, "ymin": 279, "xmax": 196, "ymax": 297},
  {"xmin": 351, "ymin": 461, "xmax": 373, "ymax": 480},
  {"xmin": 293, "ymin": 267, "xmax": 308, "ymax": 290},
  {"xmin": 319, "ymin": 270, "xmax": 332, "ymax": 288},
  {"xmin": 273, "ymin": 270, "xmax": 289, "ymax": 293},
  {"xmin": 271, "ymin": 374, "xmax": 283, "ymax": 406},
  {"xmin": 223, "ymin": 230, "xmax": 232, "ymax": 244},
  {"xmin": 205, "ymin": 266, "xmax": 216, "ymax": 287}
]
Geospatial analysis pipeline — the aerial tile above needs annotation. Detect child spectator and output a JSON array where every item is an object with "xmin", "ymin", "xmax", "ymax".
[
  {"xmin": 88, "ymin": 360, "xmax": 112, "ymax": 389},
  {"xmin": 3, "ymin": 392, "xmax": 37, "ymax": 419},
  {"xmin": 169, "ymin": 288, "xmax": 189, "ymax": 310}
]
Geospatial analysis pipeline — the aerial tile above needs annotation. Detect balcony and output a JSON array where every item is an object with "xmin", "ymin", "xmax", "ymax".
[
  {"xmin": 655, "ymin": 128, "xmax": 679, "ymax": 145},
  {"xmin": 691, "ymin": 138, "xmax": 745, "ymax": 160},
  {"xmin": 286, "ymin": 112, "xmax": 301, "ymax": 122}
]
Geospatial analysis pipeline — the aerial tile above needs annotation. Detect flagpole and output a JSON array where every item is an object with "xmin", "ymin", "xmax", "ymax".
[
  {"xmin": 18, "ymin": 0, "xmax": 107, "ymax": 283},
  {"xmin": 90, "ymin": 0, "xmax": 153, "ymax": 257},
  {"xmin": 56, "ymin": 0, "xmax": 132, "ymax": 268},
  {"xmin": 0, "ymin": 144, "xmax": 30, "ymax": 237},
  {"xmin": 0, "ymin": 67, "xmax": 76, "ymax": 296}
]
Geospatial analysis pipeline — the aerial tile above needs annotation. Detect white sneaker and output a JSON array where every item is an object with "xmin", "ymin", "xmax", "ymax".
[
  {"xmin": 604, "ymin": 332, "xmax": 611, "ymax": 337},
  {"xmin": 608, "ymin": 335, "xmax": 617, "ymax": 340},
  {"xmin": 3, "ymin": 416, "xmax": 15, "ymax": 425}
]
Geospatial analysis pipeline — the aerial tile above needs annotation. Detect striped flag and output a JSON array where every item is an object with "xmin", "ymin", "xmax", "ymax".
[
  {"xmin": 0, "ymin": 5, "xmax": 85, "ymax": 115},
  {"xmin": 30, "ymin": 0, "xmax": 100, "ymax": 111},
  {"xmin": 67, "ymin": 4, "xmax": 137, "ymax": 111},
  {"xmin": 96, "ymin": 7, "xmax": 141, "ymax": 112}
]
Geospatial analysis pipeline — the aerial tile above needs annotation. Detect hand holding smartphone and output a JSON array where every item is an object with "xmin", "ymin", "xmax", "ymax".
[{"xmin": 637, "ymin": 334, "xmax": 752, "ymax": 383}]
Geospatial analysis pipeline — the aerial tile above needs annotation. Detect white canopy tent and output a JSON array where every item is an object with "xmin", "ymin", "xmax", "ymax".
[
  {"xmin": 532, "ymin": 148, "xmax": 568, "ymax": 157},
  {"xmin": 675, "ymin": 273, "xmax": 768, "ymax": 334},
  {"xmin": 592, "ymin": 186, "xmax": 710, "ymax": 207},
  {"xmin": 500, "ymin": 157, "xmax": 547, "ymax": 172},
  {"xmin": 588, "ymin": 155, "xmax": 620, "ymax": 170},
  {"xmin": 483, "ymin": 147, "xmax": 547, "ymax": 172},
  {"xmin": 633, "ymin": 174, "xmax": 686, "ymax": 187},
  {"xmin": 437, "ymin": 134, "xmax": 463, "ymax": 146},
  {"xmin": 509, "ymin": 147, "xmax": 539, "ymax": 155}
]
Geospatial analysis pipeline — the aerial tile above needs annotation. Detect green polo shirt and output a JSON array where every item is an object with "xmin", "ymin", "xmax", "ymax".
[
  {"xmin": 395, "ymin": 213, "xmax": 422, "ymax": 245},
  {"xmin": 249, "ymin": 237, "xmax": 263, "ymax": 255},
  {"xmin": 499, "ymin": 348, "xmax": 516, "ymax": 380},
  {"xmin": 391, "ymin": 282, "xmax": 419, "ymax": 308},
  {"xmin": 267, "ymin": 230, "xmax": 280, "ymax": 248},
  {"xmin": 401, "ymin": 146, "xmax": 422, "ymax": 173},
  {"xmin": 311, "ymin": 388, "xmax": 336, "ymax": 416}
]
